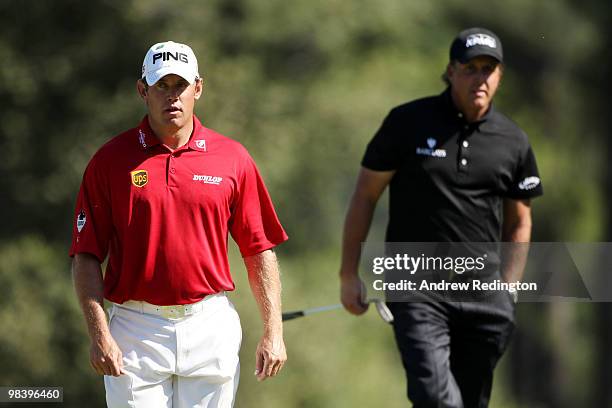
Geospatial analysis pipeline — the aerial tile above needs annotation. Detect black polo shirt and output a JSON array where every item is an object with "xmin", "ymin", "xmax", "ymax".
[{"xmin": 362, "ymin": 88, "xmax": 543, "ymax": 242}]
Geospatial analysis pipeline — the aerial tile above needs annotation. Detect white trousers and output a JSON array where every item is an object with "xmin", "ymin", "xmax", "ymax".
[{"xmin": 104, "ymin": 294, "xmax": 242, "ymax": 408}]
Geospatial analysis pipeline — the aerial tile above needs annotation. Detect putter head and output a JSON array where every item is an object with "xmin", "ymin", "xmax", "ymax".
[
  {"xmin": 373, "ymin": 300, "xmax": 394, "ymax": 324},
  {"xmin": 360, "ymin": 281, "xmax": 394, "ymax": 323}
]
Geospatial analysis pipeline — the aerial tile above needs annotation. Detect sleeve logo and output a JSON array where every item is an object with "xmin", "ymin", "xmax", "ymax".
[
  {"xmin": 131, "ymin": 170, "xmax": 149, "ymax": 187},
  {"xmin": 76, "ymin": 210, "xmax": 86, "ymax": 233},
  {"xmin": 518, "ymin": 176, "xmax": 540, "ymax": 190}
]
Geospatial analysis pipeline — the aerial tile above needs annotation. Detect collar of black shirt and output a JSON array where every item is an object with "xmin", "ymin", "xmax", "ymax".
[{"xmin": 439, "ymin": 87, "xmax": 496, "ymax": 128}]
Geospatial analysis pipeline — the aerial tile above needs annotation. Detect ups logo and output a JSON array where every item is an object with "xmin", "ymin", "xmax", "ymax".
[{"xmin": 131, "ymin": 170, "xmax": 148, "ymax": 187}]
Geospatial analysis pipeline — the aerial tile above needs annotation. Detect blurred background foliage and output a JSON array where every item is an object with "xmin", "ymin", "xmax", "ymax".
[{"xmin": 0, "ymin": 0, "xmax": 610, "ymax": 406}]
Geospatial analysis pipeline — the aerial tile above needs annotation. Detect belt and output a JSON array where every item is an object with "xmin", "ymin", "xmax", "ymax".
[{"xmin": 115, "ymin": 292, "xmax": 224, "ymax": 319}]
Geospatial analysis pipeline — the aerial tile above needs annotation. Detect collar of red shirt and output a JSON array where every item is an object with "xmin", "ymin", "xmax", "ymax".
[{"xmin": 136, "ymin": 115, "xmax": 208, "ymax": 152}]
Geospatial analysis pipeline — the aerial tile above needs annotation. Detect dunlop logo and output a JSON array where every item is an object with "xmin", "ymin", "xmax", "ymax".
[{"xmin": 131, "ymin": 170, "xmax": 148, "ymax": 187}]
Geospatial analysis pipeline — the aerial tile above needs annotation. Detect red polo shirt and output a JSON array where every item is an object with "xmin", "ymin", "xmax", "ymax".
[{"xmin": 70, "ymin": 115, "xmax": 288, "ymax": 305}]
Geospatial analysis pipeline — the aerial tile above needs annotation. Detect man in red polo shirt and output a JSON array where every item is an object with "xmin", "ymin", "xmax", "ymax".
[{"xmin": 70, "ymin": 41, "xmax": 288, "ymax": 407}]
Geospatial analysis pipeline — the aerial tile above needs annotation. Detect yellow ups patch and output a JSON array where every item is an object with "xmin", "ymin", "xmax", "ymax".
[{"xmin": 131, "ymin": 170, "xmax": 148, "ymax": 187}]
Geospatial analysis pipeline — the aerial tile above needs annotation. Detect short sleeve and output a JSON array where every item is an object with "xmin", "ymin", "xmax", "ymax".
[
  {"xmin": 505, "ymin": 143, "xmax": 543, "ymax": 200},
  {"xmin": 69, "ymin": 155, "xmax": 113, "ymax": 262},
  {"xmin": 229, "ymin": 153, "xmax": 288, "ymax": 257},
  {"xmin": 361, "ymin": 108, "xmax": 405, "ymax": 171}
]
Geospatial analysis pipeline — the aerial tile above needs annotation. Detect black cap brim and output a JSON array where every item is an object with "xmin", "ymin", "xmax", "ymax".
[{"xmin": 457, "ymin": 46, "xmax": 503, "ymax": 64}]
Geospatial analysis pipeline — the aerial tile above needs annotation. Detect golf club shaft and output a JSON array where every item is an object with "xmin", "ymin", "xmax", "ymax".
[
  {"xmin": 282, "ymin": 300, "xmax": 393, "ymax": 323},
  {"xmin": 282, "ymin": 304, "xmax": 343, "ymax": 321}
]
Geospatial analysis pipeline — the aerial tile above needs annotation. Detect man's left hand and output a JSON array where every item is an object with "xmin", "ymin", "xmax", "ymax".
[{"xmin": 254, "ymin": 331, "xmax": 287, "ymax": 381}]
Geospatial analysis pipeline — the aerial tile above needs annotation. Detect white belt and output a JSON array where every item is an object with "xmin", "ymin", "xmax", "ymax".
[{"xmin": 115, "ymin": 292, "xmax": 225, "ymax": 319}]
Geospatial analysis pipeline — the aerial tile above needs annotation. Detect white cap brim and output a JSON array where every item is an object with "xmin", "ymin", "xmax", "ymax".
[{"xmin": 144, "ymin": 66, "xmax": 199, "ymax": 86}]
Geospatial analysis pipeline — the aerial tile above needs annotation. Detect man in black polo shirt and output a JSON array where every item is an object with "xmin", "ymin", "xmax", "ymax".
[{"xmin": 339, "ymin": 28, "xmax": 543, "ymax": 407}]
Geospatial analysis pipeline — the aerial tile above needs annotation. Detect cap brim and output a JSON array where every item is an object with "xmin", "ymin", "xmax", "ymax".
[
  {"xmin": 457, "ymin": 47, "xmax": 503, "ymax": 63},
  {"xmin": 144, "ymin": 66, "xmax": 199, "ymax": 86}
]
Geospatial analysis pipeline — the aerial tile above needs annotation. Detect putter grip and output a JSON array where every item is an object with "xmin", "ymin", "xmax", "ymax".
[{"xmin": 282, "ymin": 311, "xmax": 305, "ymax": 321}]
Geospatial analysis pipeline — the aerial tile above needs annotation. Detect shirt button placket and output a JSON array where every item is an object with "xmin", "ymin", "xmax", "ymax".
[
  {"xmin": 168, "ymin": 154, "xmax": 177, "ymax": 187},
  {"xmin": 457, "ymin": 124, "xmax": 471, "ymax": 174},
  {"xmin": 457, "ymin": 156, "xmax": 468, "ymax": 176}
]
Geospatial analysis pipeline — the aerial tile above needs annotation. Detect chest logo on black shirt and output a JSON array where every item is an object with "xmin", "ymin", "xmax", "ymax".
[
  {"xmin": 416, "ymin": 138, "xmax": 447, "ymax": 158},
  {"xmin": 131, "ymin": 170, "xmax": 149, "ymax": 187}
]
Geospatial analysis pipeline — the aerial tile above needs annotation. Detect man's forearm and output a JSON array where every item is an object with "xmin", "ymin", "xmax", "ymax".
[
  {"xmin": 340, "ymin": 195, "xmax": 377, "ymax": 279},
  {"xmin": 71, "ymin": 253, "xmax": 110, "ymax": 341},
  {"xmin": 340, "ymin": 168, "xmax": 393, "ymax": 280},
  {"xmin": 501, "ymin": 198, "xmax": 533, "ymax": 283},
  {"xmin": 501, "ymin": 223, "xmax": 532, "ymax": 283},
  {"xmin": 244, "ymin": 249, "xmax": 286, "ymax": 381},
  {"xmin": 72, "ymin": 253, "xmax": 125, "ymax": 376},
  {"xmin": 339, "ymin": 168, "xmax": 393, "ymax": 315},
  {"xmin": 244, "ymin": 249, "xmax": 283, "ymax": 333}
]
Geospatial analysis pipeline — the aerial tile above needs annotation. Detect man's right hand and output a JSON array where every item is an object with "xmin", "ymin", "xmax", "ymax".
[
  {"xmin": 340, "ymin": 274, "xmax": 369, "ymax": 315},
  {"xmin": 90, "ymin": 334, "xmax": 125, "ymax": 377}
]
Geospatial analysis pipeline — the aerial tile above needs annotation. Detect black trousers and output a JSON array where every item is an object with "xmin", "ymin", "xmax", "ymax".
[{"xmin": 388, "ymin": 293, "xmax": 515, "ymax": 408}]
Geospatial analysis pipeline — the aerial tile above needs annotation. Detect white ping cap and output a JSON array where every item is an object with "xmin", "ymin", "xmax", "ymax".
[{"xmin": 141, "ymin": 41, "xmax": 199, "ymax": 86}]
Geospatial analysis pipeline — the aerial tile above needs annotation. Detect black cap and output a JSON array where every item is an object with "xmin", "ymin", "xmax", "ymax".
[{"xmin": 450, "ymin": 27, "xmax": 503, "ymax": 63}]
